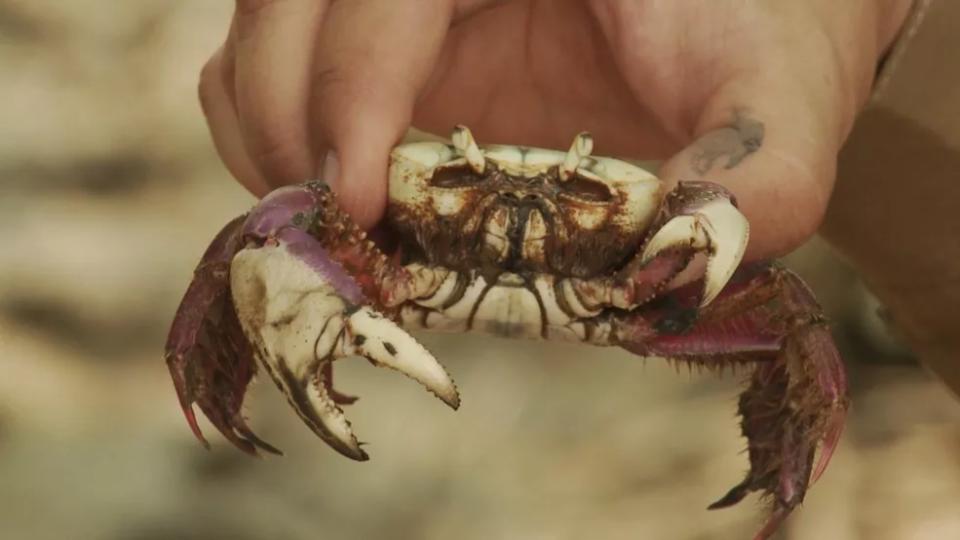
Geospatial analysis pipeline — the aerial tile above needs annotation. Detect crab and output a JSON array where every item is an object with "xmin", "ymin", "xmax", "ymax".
[{"xmin": 165, "ymin": 126, "xmax": 847, "ymax": 539}]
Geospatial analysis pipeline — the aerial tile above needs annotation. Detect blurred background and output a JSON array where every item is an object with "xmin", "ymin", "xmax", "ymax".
[{"xmin": 1, "ymin": 2, "xmax": 958, "ymax": 539}]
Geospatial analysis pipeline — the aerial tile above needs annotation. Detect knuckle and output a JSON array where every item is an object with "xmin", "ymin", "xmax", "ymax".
[
  {"xmin": 234, "ymin": 0, "xmax": 288, "ymax": 18},
  {"xmin": 198, "ymin": 48, "xmax": 236, "ymax": 115},
  {"xmin": 248, "ymin": 129, "xmax": 311, "ymax": 183},
  {"xmin": 310, "ymin": 65, "xmax": 358, "ymax": 123},
  {"xmin": 313, "ymin": 62, "xmax": 409, "ymax": 100},
  {"xmin": 197, "ymin": 56, "xmax": 221, "ymax": 114},
  {"xmin": 311, "ymin": 63, "xmax": 409, "ymax": 125},
  {"xmin": 312, "ymin": 64, "xmax": 353, "ymax": 98}
]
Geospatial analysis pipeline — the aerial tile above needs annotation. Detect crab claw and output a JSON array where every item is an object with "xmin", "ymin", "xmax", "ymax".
[
  {"xmin": 230, "ymin": 227, "xmax": 459, "ymax": 460},
  {"xmin": 640, "ymin": 182, "xmax": 749, "ymax": 307},
  {"xmin": 346, "ymin": 307, "xmax": 460, "ymax": 409}
]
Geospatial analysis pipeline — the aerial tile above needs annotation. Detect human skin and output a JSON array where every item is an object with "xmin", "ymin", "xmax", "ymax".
[{"xmin": 198, "ymin": 0, "xmax": 913, "ymax": 262}]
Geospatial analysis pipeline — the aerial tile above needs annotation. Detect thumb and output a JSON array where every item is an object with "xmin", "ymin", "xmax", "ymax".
[
  {"xmin": 309, "ymin": 0, "xmax": 455, "ymax": 230},
  {"xmin": 658, "ymin": 75, "xmax": 846, "ymax": 261}
]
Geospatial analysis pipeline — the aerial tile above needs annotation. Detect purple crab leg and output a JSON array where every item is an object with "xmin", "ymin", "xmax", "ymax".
[
  {"xmin": 166, "ymin": 215, "xmax": 283, "ymax": 454},
  {"xmin": 165, "ymin": 214, "xmax": 252, "ymax": 448},
  {"xmin": 166, "ymin": 214, "xmax": 245, "ymax": 373},
  {"xmin": 614, "ymin": 263, "xmax": 848, "ymax": 540}
]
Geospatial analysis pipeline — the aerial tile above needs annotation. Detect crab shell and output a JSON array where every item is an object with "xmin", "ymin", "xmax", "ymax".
[{"xmin": 386, "ymin": 136, "xmax": 666, "ymax": 278}]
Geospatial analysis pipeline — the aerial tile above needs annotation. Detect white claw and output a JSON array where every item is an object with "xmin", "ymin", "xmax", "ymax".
[
  {"xmin": 560, "ymin": 131, "xmax": 594, "ymax": 181},
  {"xmin": 640, "ymin": 198, "xmax": 749, "ymax": 307},
  {"xmin": 346, "ymin": 307, "xmax": 460, "ymax": 408},
  {"xmin": 229, "ymin": 243, "xmax": 459, "ymax": 460},
  {"xmin": 451, "ymin": 125, "xmax": 485, "ymax": 174}
]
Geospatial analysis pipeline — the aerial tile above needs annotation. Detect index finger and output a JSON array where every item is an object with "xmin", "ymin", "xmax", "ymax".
[
  {"xmin": 233, "ymin": 0, "xmax": 329, "ymax": 187},
  {"xmin": 309, "ymin": 0, "xmax": 457, "ymax": 229}
]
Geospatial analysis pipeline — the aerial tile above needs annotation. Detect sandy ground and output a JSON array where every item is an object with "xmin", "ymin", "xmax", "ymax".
[{"xmin": 1, "ymin": 2, "xmax": 958, "ymax": 539}]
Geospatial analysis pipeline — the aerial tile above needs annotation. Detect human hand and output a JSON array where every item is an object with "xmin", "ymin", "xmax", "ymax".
[{"xmin": 199, "ymin": 0, "xmax": 912, "ymax": 260}]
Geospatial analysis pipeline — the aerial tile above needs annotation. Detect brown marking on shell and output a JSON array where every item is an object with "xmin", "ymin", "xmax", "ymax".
[{"xmin": 386, "ymin": 163, "xmax": 650, "ymax": 279}]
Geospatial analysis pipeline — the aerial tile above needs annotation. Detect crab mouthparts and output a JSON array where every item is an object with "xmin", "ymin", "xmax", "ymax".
[{"xmin": 480, "ymin": 201, "xmax": 551, "ymax": 268}]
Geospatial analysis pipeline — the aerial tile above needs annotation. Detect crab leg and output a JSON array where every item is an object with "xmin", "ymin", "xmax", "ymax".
[
  {"xmin": 614, "ymin": 263, "xmax": 848, "ymax": 539},
  {"xmin": 164, "ymin": 214, "xmax": 281, "ymax": 455}
]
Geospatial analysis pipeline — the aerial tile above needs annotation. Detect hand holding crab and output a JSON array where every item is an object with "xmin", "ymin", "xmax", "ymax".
[
  {"xmin": 188, "ymin": 1, "xmax": 916, "ymax": 538},
  {"xmin": 169, "ymin": 127, "xmax": 847, "ymax": 539}
]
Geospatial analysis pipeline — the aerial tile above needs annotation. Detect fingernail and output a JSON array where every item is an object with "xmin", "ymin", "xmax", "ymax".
[{"xmin": 321, "ymin": 150, "xmax": 340, "ymax": 190}]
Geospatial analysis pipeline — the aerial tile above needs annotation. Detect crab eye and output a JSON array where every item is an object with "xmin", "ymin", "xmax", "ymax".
[
  {"xmin": 559, "ymin": 174, "xmax": 613, "ymax": 203},
  {"xmin": 430, "ymin": 165, "xmax": 484, "ymax": 188}
]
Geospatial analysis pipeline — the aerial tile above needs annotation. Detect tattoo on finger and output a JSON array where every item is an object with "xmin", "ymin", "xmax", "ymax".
[{"xmin": 690, "ymin": 110, "xmax": 765, "ymax": 175}]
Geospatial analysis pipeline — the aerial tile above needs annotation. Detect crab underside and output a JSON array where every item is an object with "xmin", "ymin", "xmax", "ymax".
[{"xmin": 165, "ymin": 127, "xmax": 848, "ymax": 539}]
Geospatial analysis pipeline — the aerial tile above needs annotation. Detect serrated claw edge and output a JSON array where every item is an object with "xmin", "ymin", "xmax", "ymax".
[{"xmin": 346, "ymin": 307, "xmax": 460, "ymax": 409}]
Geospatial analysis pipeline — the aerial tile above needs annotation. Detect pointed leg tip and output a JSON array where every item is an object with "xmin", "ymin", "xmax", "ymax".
[
  {"xmin": 751, "ymin": 507, "xmax": 793, "ymax": 540},
  {"xmin": 231, "ymin": 439, "xmax": 261, "ymax": 457},
  {"xmin": 812, "ymin": 410, "xmax": 847, "ymax": 483},
  {"xmin": 706, "ymin": 497, "xmax": 736, "ymax": 511},
  {"xmin": 263, "ymin": 445, "xmax": 284, "ymax": 457},
  {"xmin": 180, "ymin": 405, "xmax": 212, "ymax": 449},
  {"xmin": 706, "ymin": 499, "xmax": 723, "ymax": 511},
  {"xmin": 331, "ymin": 393, "xmax": 359, "ymax": 406},
  {"xmin": 191, "ymin": 428, "xmax": 211, "ymax": 449},
  {"xmin": 707, "ymin": 482, "xmax": 749, "ymax": 510},
  {"xmin": 240, "ymin": 429, "xmax": 284, "ymax": 456}
]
